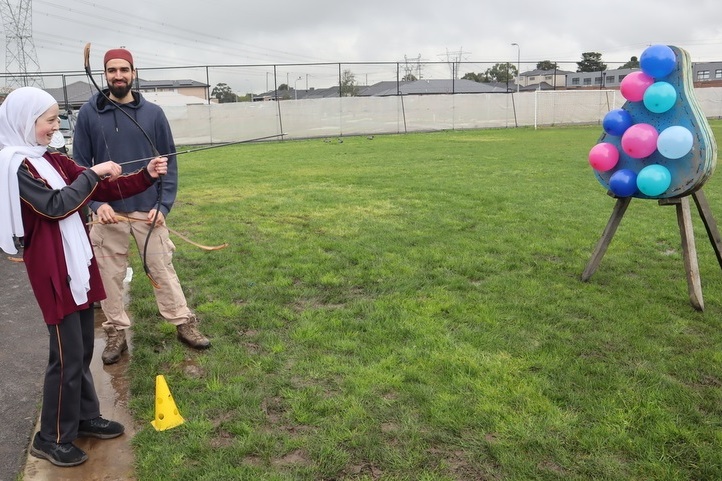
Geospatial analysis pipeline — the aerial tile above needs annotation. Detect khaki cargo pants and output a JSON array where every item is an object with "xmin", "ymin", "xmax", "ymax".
[{"xmin": 90, "ymin": 211, "xmax": 192, "ymax": 329}]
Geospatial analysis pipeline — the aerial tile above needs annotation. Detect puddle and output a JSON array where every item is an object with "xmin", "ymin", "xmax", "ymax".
[{"xmin": 23, "ymin": 298, "xmax": 137, "ymax": 480}]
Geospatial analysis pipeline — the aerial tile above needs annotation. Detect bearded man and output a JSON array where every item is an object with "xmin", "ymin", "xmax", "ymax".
[{"xmin": 73, "ymin": 48, "xmax": 210, "ymax": 365}]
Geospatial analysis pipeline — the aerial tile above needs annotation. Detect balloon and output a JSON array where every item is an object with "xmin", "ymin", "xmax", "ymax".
[
  {"xmin": 602, "ymin": 109, "xmax": 633, "ymax": 136},
  {"xmin": 640, "ymin": 44, "xmax": 677, "ymax": 79},
  {"xmin": 621, "ymin": 123, "xmax": 658, "ymax": 158},
  {"xmin": 636, "ymin": 164, "xmax": 672, "ymax": 197},
  {"xmin": 609, "ymin": 169, "xmax": 638, "ymax": 197},
  {"xmin": 589, "ymin": 143, "xmax": 619, "ymax": 172},
  {"xmin": 620, "ymin": 71, "xmax": 655, "ymax": 102},
  {"xmin": 657, "ymin": 126, "xmax": 694, "ymax": 159},
  {"xmin": 643, "ymin": 81, "xmax": 677, "ymax": 113}
]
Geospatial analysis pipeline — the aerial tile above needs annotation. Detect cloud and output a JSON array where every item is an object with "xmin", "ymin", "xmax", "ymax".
[{"xmin": 7, "ymin": 0, "xmax": 721, "ymax": 93}]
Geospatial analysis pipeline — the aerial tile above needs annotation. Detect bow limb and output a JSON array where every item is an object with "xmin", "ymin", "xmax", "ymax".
[
  {"xmin": 85, "ymin": 42, "xmax": 163, "ymax": 288},
  {"xmin": 87, "ymin": 215, "xmax": 230, "ymax": 252}
]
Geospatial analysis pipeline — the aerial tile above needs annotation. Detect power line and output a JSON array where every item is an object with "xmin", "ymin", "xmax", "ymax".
[{"xmin": 33, "ymin": 0, "xmax": 333, "ymax": 66}]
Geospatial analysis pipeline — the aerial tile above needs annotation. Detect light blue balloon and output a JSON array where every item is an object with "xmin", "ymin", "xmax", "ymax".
[
  {"xmin": 657, "ymin": 126, "xmax": 694, "ymax": 159},
  {"xmin": 643, "ymin": 82, "xmax": 677, "ymax": 113},
  {"xmin": 636, "ymin": 164, "xmax": 672, "ymax": 197}
]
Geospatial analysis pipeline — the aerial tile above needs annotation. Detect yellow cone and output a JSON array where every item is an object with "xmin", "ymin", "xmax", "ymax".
[{"xmin": 151, "ymin": 375, "xmax": 185, "ymax": 431}]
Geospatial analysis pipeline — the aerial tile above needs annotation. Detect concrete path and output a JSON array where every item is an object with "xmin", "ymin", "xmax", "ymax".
[
  {"xmin": 0, "ymin": 256, "xmax": 137, "ymax": 481},
  {"xmin": 0, "ymin": 256, "xmax": 45, "ymax": 481}
]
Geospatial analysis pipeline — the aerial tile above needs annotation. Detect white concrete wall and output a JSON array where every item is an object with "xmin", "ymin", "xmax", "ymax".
[{"xmin": 164, "ymin": 87, "xmax": 722, "ymax": 145}]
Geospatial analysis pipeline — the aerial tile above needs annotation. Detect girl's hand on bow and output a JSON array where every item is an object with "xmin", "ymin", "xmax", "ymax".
[
  {"xmin": 91, "ymin": 161, "xmax": 122, "ymax": 181},
  {"xmin": 147, "ymin": 156, "xmax": 168, "ymax": 178}
]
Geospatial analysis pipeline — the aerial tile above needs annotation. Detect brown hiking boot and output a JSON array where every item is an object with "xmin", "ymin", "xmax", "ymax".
[
  {"xmin": 102, "ymin": 327, "xmax": 128, "ymax": 365},
  {"xmin": 176, "ymin": 315, "xmax": 210, "ymax": 350}
]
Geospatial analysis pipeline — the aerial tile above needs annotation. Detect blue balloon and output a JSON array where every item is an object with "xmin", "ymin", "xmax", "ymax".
[
  {"xmin": 643, "ymin": 82, "xmax": 677, "ymax": 113},
  {"xmin": 636, "ymin": 164, "xmax": 672, "ymax": 197},
  {"xmin": 657, "ymin": 126, "xmax": 694, "ymax": 159},
  {"xmin": 640, "ymin": 44, "xmax": 677, "ymax": 78},
  {"xmin": 602, "ymin": 109, "xmax": 633, "ymax": 136},
  {"xmin": 609, "ymin": 169, "xmax": 638, "ymax": 197}
]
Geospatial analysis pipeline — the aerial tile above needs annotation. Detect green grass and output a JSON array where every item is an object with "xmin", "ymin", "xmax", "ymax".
[{"xmin": 125, "ymin": 123, "xmax": 722, "ymax": 480}]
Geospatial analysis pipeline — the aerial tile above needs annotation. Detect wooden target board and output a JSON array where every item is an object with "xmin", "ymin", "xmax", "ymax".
[{"xmin": 590, "ymin": 45, "xmax": 717, "ymax": 199}]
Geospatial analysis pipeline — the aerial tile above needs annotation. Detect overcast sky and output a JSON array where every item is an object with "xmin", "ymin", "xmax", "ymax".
[{"xmin": 8, "ymin": 0, "xmax": 722, "ymax": 93}]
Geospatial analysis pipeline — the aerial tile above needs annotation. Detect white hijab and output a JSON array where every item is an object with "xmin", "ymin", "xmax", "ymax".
[{"xmin": 0, "ymin": 86, "xmax": 93, "ymax": 306}]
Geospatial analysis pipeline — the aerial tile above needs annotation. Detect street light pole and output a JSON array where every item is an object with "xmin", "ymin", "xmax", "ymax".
[
  {"xmin": 511, "ymin": 43, "xmax": 520, "ymax": 92},
  {"xmin": 294, "ymin": 76, "xmax": 302, "ymax": 100}
]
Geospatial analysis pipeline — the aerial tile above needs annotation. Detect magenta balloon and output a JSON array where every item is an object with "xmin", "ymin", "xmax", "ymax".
[
  {"xmin": 621, "ymin": 123, "xmax": 658, "ymax": 158},
  {"xmin": 620, "ymin": 71, "xmax": 655, "ymax": 102},
  {"xmin": 588, "ymin": 143, "xmax": 620, "ymax": 172}
]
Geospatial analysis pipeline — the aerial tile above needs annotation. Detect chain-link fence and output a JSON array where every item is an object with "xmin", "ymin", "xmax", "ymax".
[{"xmin": 3, "ymin": 61, "xmax": 722, "ymax": 145}]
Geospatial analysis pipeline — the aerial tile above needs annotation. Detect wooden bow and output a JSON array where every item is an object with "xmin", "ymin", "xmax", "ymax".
[{"xmin": 88, "ymin": 215, "xmax": 229, "ymax": 251}]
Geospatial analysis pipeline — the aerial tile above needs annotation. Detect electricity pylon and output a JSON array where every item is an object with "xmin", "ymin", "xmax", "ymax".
[{"xmin": 1, "ymin": 0, "xmax": 44, "ymax": 89}]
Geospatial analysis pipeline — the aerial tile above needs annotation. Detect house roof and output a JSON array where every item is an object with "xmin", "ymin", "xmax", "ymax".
[
  {"xmin": 518, "ymin": 81, "xmax": 558, "ymax": 91},
  {"xmin": 257, "ymin": 78, "xmax": 512, "ymax": 99},
  {"xmin": 301, "ymin": 86, "xmax": 339, "ymax": 99},
  {"xmin": 44, "ymin": 78, "xmax": 209, "ymax": 110},
  {"xmin": 520, "ymin": 68, "xmax": 574, "ymax": 77},
  {"xmin": 254, "ymin": 86, "xmax": 341, "ymax": 100},
  {"xmin": 392, "ymin": 79, "xmax": 508, "ymax": 95},
  {"xmin": 45, "ymin": 81, "xmax": 94, "ymax": 110},
  {"xmin": 137, "ymin": 78, "xmax": 209, "ymax": 89},
  {"xmin": 357, "ymin": 81, "xmax": 410, "ymax": 96}
]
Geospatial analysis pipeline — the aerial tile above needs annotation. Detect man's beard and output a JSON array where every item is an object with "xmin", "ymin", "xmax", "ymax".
[{"xmin": 108, "ymin": 78, "xmax": 133, "ymax": 99}]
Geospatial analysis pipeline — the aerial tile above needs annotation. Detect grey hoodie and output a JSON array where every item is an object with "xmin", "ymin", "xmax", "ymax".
[{"xmin": 73, "ymin": 89, "xmax": 177, "ymax": 217}]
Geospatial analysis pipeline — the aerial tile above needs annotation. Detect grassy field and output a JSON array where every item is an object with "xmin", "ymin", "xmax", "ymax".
[{"xmin": 125, "ymin": 123, "xmax": 722, "ymax": 480}]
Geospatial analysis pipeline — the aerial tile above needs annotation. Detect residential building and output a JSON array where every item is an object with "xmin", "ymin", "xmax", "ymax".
[
  {"xmin": 519, "ymin": 68, "xmax": 574, "ymax": 90},
  {"xmin": 136, "ymin": 78, "xmax": 210, "ymax": 101},
  {"xmin": 565, "ymin": 61, "xmax": 722, "ymax": 89}
]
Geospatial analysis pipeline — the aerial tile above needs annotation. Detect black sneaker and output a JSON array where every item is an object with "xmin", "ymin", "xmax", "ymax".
[
  {"xmin": 78, "ymin": 416, "xmax": 125, "ymax": 439},
  {"xmin": 30, "ymin": 433, "xmax": 88, "ymax": 467}
]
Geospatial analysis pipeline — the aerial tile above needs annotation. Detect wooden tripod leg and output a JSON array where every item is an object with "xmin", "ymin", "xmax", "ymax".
[
  {"xmin": 581, "ymin": 196, "xmax": 632, "ymax": 281},
  {"xmin": 674, "ymin": 196, "xmax": 704, "ymax": 311},
  {"xmin": 692, "ymin": 189, "xmax": 722, "ymax": 270}
]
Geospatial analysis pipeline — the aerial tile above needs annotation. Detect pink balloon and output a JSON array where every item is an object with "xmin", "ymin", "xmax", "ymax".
[
  {"xmin": 588, "ymin": 142, "xmax": 619, "ymax": 172},
  {"xmin": 621, "ymin": 123, "xmax": 659, "ymax": 158},
  {"xmin": 620, "ymin": 71, "xmax": 655, "ymax": 102}
]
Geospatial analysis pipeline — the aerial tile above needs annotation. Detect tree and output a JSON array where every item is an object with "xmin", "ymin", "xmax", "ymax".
[
  {"xmin": 462, "ymin": 72, "xmax": 487, "ymax": 83},
  {"xmin": 483, "ymin": 63, "xmax": 517, "ymax": 83},
  {"xmin": 621, "ymin": 56, "xmax": 640, "ymax": 69},
  {"xmin": 340, "ymin": 69, "xmax": 358, "ymax": 97},
  {"xmin": 402, "ymin": 73, "xmax": 417, "ymax": 82},
  {"xmin": 536, "ymin": 60, "xmax": 557, "ymax": 71},
  {"xmin": 576, "ymin": 52, "xmax": 607, "ymax": 73},
  {"xmin": 211, "ymin": 82, "xmax": 238, "ymax": 103}
]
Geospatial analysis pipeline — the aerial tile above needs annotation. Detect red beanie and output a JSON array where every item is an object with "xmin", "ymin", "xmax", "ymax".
[{"xmin": 104, "ymin": 48, "xmax": 134, "ymax": 68}]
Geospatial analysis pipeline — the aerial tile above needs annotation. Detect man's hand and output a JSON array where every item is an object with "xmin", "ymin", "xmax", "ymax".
[
  {"xmin": 147, "ymin": 209, "xmax": 165, "ymax": 226},
  {"xmin": 147, "ymin": 156, "xmax": 168, "ymax": 178},
  {"xmin": 96, "ymin": 204, "xmax": 118, "ymax": 224}
]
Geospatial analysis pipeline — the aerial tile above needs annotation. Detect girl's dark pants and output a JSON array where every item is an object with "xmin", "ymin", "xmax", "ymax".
[{"xmin": 38, "ymin": 307, "xmax": 100, "ymax": 444}]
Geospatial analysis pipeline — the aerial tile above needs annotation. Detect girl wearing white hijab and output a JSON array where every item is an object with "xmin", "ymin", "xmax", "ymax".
[{"xmin": 0, "ymin": 86, "xmax": 167, "ymax": 467}]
